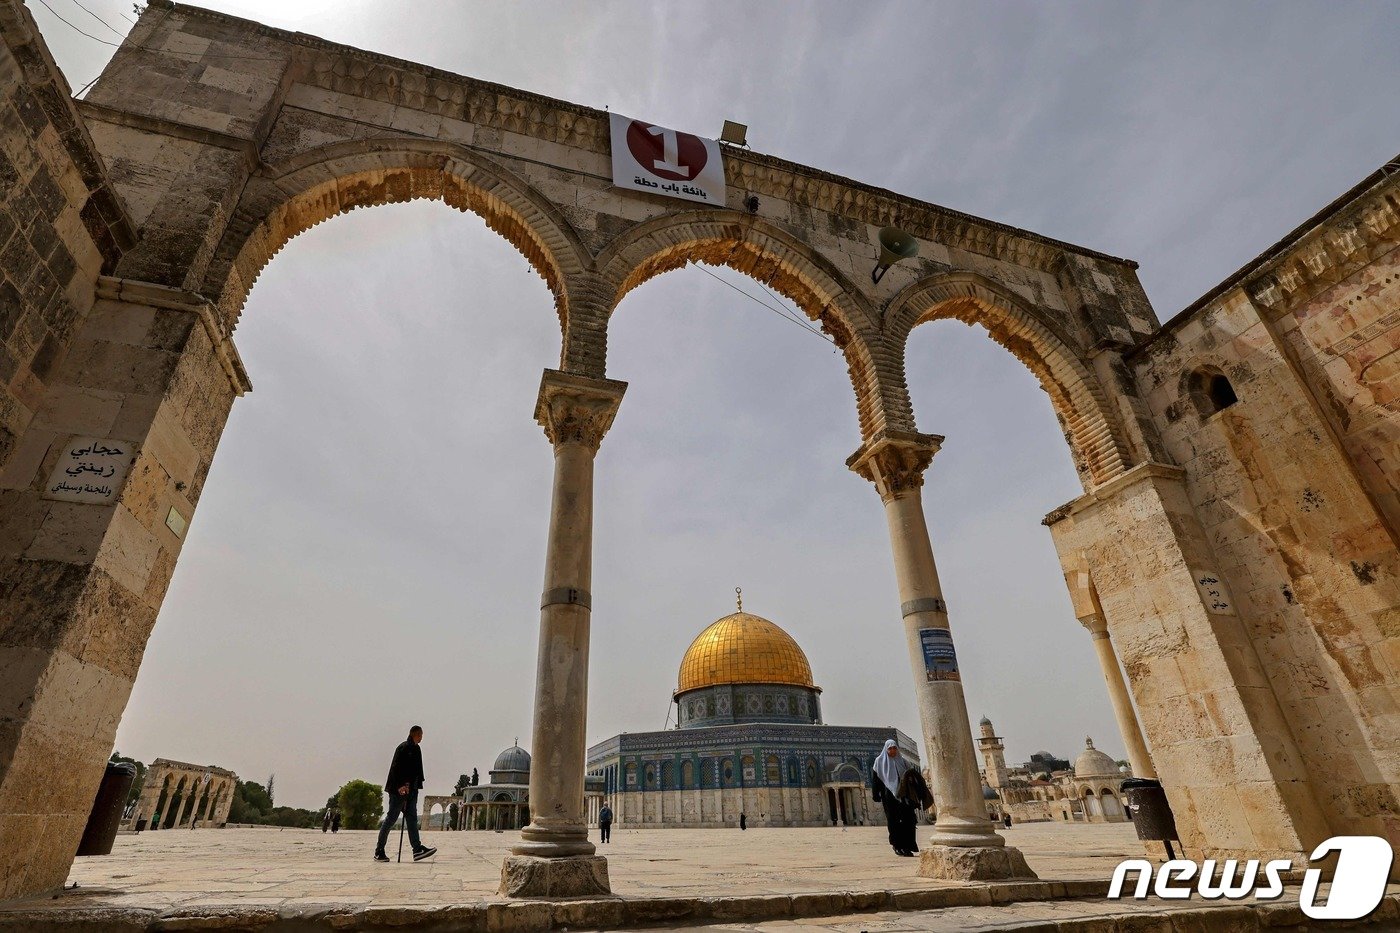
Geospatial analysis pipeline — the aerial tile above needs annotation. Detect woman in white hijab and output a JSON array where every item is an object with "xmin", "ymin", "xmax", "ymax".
[{"xmin": 871, "ymin": 739, "xmax": 918, "ymax": 856}]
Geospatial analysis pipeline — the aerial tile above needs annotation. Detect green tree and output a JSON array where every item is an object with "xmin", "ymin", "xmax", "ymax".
[
  {"xmin": 336, "ymin": 779, "xmax": 383, "ymax": 830},
  {"xmin": 227, "ymin": 780, "xmax": 274, "ymax": 824},
  {"xmin": 454, "ymin": 774, "xmax": 471, "ymax": 796},
  {"xmin": 266, "ymin": 805, "xmax": 317, "ymax": 828}
]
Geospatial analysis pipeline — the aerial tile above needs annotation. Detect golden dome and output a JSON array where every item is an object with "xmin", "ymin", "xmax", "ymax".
[{"xmin": 676, "ymin": 611, "xmax": 817, "ymax": 695}]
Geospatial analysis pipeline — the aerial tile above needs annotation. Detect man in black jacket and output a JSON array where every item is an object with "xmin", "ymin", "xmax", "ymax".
[{"xmin": 374, "ymin": 725, "xmax": 437, "ymax": 862}]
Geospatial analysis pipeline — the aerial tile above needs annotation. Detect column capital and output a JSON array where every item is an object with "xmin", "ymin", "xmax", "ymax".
[
  {"xmin": 846, "ymin": 430, "xmax": 944, "ymax": 501},
  {"xmin": 534, "ymin": 369, "xmax": 627, "ymax": 451}
]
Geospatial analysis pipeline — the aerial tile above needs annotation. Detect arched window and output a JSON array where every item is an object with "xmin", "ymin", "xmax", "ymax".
[
  {"xmin": 741, "ymin": 755, "xmax": 755, "ymax": 784},
  {"xmin": 722, "ymin": 760, "xmax": 735, "ymax": 787},
  {"xmin": 645, "ymin": 765, "xmax": 656, "ymax": 788},
  {"xmin": 1187, "ymin": 367, "xmax": 1238, "ymax": 417},
  {"xmin": 681, "ymin": 760, "xmax": 694, "ymax": 789},
  {"xmin": 765, "ymin": 755, "xmax": 781, "ymax": 784},
  {"xmin": 624, "ymin": 763, "xmax": 637, "ymax": 789},
  {"xmin": 660, "ymin": 761, "xmax": 674, "ymax": 790}
]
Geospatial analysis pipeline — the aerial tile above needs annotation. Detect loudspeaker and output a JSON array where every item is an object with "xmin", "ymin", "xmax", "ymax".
[{"xmin": 872, "ymin": 227, "xmax": 919, "ymax": 283}]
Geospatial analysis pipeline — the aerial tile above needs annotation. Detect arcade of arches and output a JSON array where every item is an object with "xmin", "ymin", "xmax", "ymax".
[
  {"xmin": 1, "ymin": 0, "xmax": 1398, "ymax": 900},
  {"xmin": 124, "ymin": 759, "xmax": 235, "ymax": 832}
]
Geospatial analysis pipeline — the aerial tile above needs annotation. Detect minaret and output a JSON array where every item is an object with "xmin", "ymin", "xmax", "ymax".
[{"xmin": 977, "ymin": 716, "xmax": 1009, "ymax": 790}]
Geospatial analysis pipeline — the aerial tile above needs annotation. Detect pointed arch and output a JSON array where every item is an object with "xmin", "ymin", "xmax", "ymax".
[
  {"xmin": 886, "ymin": 271, "xmax": 1132, "ymax": 487},
  {"xmin": 199, "ymin": 137, "xmax": 590, "ymax": 342},
  {"xmin": 595, "ymin": 211, "xmax": 910, "ymax": 440}
]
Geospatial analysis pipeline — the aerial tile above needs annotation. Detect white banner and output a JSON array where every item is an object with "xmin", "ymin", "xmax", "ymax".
[{"xmin": 609, "ymin": 112, "xmax": 725, "ymax": 206}]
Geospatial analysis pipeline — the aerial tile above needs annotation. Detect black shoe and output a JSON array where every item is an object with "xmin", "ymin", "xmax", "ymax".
[
  {"xmin": 412, "ymin": 845, "xmax": 437, "ymax": 861},
  {"xmin": 373, "ymin": 851, "xmax": 390, "ymax": 862}
]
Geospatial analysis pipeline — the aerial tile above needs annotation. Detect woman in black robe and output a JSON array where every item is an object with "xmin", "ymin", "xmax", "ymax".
[{"xmin": 871, "ymin": 740, "xmax": 919, "ymax": 856}]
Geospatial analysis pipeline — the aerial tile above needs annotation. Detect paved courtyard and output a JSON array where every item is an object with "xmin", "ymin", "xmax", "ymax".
[
  {"xmin": 4, "ymin": 822, "xmax": 1398, "ymax": 930},
  {"xmin": 51, "ymin": 822, "xmax": 1142, "ymax": 910}
]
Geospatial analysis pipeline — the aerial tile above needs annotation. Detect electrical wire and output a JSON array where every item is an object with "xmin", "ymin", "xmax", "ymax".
[
  {"xmin": 65, "ymin": 0, "xmax": 126, "ymax": 40},
  {"xmin": 692, "ymin": 263, "xmax": 837, "ymax": 348},
  {"xmin": 34, "ymin": 0, "xmax": 287, "ymax": 61}
]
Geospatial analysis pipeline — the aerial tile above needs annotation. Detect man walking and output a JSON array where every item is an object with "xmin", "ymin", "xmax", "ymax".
[
  {"xmin": 598, "ymin": 803, "xmax": 613, "ymax": 844},
  {"xmin": 374, "ymin": 725, "xmax": 437, "ymax": 863}
]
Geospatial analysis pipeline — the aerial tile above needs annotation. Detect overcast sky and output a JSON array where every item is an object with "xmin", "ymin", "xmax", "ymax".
[{"xmin": 31, "ymin": 1, "xmax": 1400, "ymax": 809}]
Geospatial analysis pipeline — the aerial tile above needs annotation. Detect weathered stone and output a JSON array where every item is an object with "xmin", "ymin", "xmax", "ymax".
[
  {"xmin": 497, "ymin": 855, "xmax": 609, "ymax": 898},
  {"xmin": 917, "ymin": 844, "xmax": 1038, "ymax": 881},
  {"xmin": 0, "ymin": 0, "xmax": 1399, "ymax": 906}
]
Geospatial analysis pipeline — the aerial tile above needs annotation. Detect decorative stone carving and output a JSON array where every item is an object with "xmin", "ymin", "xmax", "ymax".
[
  {"xmin": 534, "ymin": 369, "xmax": 627, "ymax": 451},
  {"xmin": 845, "ymin": 430, "xmax": 943, "ymax": 501}
]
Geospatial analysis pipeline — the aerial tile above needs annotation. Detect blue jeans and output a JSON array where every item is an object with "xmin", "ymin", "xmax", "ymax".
[{"xmin": 376, "ymin": 789, "xmax": 422, "ymax": 854}]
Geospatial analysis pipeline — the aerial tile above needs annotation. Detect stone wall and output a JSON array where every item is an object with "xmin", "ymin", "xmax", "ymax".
[
  {"xmin": 611, "ymin": 786, "xmax": 882, "ymax": 828},
  {"xmin": 0, "ymin": 3, "xmax": 132, "ymax": 470},
  {"xmin": 1122, "ymin": 169, "xmax": 1400, "ymax": 848}
]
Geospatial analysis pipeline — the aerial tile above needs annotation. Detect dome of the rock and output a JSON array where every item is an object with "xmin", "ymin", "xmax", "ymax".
[{"xmin": 676, "ymin": 611, "xmax": 816, "ymax": 695}]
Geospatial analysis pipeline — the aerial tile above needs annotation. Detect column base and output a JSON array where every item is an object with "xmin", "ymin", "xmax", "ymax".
[
  {"xmin": 917, "ymin": 845, "xmax": 1038, "ymax": 881},
  {"xmin": 500, "ymin": 855, "xmax": 611, "ymax": 897}
]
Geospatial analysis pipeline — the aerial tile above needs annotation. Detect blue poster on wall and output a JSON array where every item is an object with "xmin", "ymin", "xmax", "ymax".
[{"xmin": 919, "ymin": 628, "xmax": 960, "ymax": 682}]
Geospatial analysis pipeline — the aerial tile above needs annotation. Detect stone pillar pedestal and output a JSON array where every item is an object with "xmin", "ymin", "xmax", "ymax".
[
  {"xmin": 504, "ymin": 370, "xmax": 625, "ymax": 897},
  {"xmin": 500, "ymin": 854, "xmax": 611, "ymax": 897},
  {"xmin": 919, "ymin": 844, "xmax": 1036, "ymax": 882},
  {"xmin": 848, "ymin": 431, "xmax": 1035, "ymax": 881}
]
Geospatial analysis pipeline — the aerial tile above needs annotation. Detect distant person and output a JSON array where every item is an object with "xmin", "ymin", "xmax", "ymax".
[
  {"xmin": 598, "ymin": 804, "xmax": 613, "ymax": 844},
  {"xmin": 322, "ymin": 809, "xmax": 331, "ymax": 833},
  {"xmin": 1003, "ymin": 813, "xmax": 1012, "ymax": 829},
  {"xmin": 872, "ymin": 740, "xmax": 918, "ymax": 857},
  {"xmin": 331, "ymin": 809, "xmax": 341, "ymax": 833},
  {"xmin": 374, "ymin": 725, "xmax": 437, "ymax": 863},
  {"xmin": 739, "ymin": 812, "xmax": 747, "ymax": 831}
]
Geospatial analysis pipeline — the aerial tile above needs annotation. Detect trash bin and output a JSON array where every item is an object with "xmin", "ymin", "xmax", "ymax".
[
  {"xmin": 1121, "ymin": 777, "xmax": 1179, "ymax": 858},
  {"xmin": 76, "ymin": 762, "xmax": 137, "ymax": 856}
]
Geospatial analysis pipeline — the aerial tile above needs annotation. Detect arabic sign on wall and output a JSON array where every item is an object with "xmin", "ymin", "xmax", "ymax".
[
  {"xmin": 919, "ymin": 627, "xmax": 961, "ymax": 682},
  {"xmin": 609, "ymin": 112, "xmax": 726, "ymax": 206},
  {"xmin": 43, "ymin": 436, "xmax": 136, "ymax": 504},
  {"xmin": 1193, "ymin": 569, "xmax": 1237, "ymax": 616}
]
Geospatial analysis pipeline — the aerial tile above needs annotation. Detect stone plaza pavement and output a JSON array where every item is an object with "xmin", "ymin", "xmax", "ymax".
[{"xmin": 2, "ymin": 822, "xmax": 1397, "ymax": 930}]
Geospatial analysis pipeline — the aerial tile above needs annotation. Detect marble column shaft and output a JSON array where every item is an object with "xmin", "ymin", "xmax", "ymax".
[
  {"xmin": 513, "ymin": 370, "xmax": 625, "ymax": 859},
  {"xmin": 849, "ymin": 432, "xmax": 1004, "ymax": 848}
]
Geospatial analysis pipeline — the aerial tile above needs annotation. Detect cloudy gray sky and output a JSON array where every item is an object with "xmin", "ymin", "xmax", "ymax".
[{"xmin": 32, "ymin": 1, "xmax": 1400, "ymax": 808}]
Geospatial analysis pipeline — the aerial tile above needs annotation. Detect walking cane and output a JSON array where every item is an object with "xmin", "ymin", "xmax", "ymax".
[{"xmin": 396, "ymin": 790, "xmax": 407, "ymax": 863}]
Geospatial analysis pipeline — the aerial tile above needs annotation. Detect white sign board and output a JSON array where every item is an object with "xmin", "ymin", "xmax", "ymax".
[
  {"xmin": 609, "ymin": 112, "xmax": 726, "ymax": 206},
  {"xmin": 43, "ymin": 437, "xmax": 136, "ymax": 504}
]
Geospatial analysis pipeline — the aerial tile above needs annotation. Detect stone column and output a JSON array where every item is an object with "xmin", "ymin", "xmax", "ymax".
[
  {"xmin": 1062, "ymin": 566, "xmax": 1156, "ymax": 778},
  {"xmin": 848, "ymin": 431, "xmax": 1035, "ymax": 881},
  {"xmin": 214, "ymin": 779, "xmax": 233, "ymax": 825},
  {"xmin": 196, "ymin": 781, "xmax": 214, "ymax": 826},
  {"xmin": 501, "ymin": 369, "xmax": 624, "ymax": 898}
]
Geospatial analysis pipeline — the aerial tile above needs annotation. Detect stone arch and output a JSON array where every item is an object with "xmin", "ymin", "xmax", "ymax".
[
  {"xmin": 201, "ymin": 137, "xmax": 590, "ymax": 345},
  {"xmin": 595, "ymin": 211, "xmax": 905, "ymax": 440},
  {"xmin": 885, "ymin": 271, "xmax": 1132, "ymax": 487}
]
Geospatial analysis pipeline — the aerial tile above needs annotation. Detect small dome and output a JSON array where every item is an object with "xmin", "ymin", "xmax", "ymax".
[
  {"xmin": 979, "ymin": 715, "xmax": 991, "ymax": 725},
  {"xmin": 982, "ymin": 784, "xmax": 999, "ymax": 800},
  {"xmin": 676, "ymin": 611, "xmax": 816, "ymax": 695},
  {"xmin": 1073, "ymin": 737, "xmax": 1117, "ymax": 777},
  {"xmin": 493, "ymin": 745, "xmax": 531, "ymax": 773}
]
